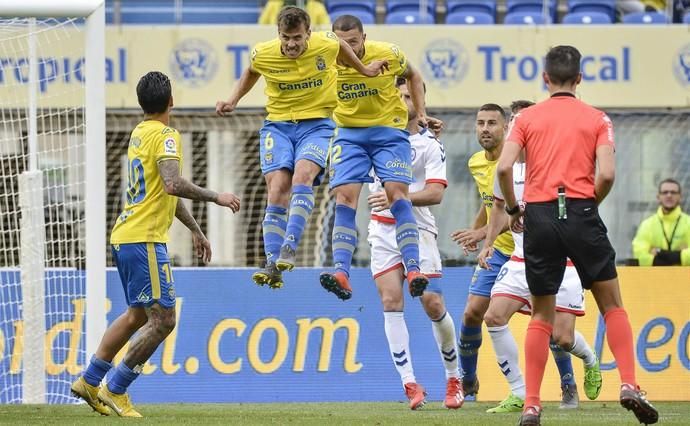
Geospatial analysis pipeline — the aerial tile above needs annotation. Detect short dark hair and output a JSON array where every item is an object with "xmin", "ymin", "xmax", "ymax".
[
  {"xmin": 658, "ymin": 178, "xmax": 681, "ymax": 193},
  {"xmin": 545, "ymin": 45, "xmax": 581, "ymax": 86},
  {"xmin": 478, "ymin": 103, "xmax": 506, "ymax": 120},
  {"xmin": 510, "ymin": 100, "xmax": 535, "ymax": 114},
  {"xmin": 395, "ymin": 77, "xmax": 426, "ymax": 93},
  {"xmin": 136, "ymin": 71, "xmax": 171, "ymax": 115},
  {"xmin": 332, "ymin": 14, "xmax": 363, "ymax": 33},
  {"xmin": 278, "ymin": 6, "xmax": 310, "ymax": 31}
]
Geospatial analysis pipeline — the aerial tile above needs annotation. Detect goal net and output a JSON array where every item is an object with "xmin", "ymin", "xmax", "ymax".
[
  {"xmin": 104, "ymin": 109, "xmax": 690, "ymax": 269},
  {"xmin": 0, "ymin": 1, "xmax": 105, "ymax": 404}
]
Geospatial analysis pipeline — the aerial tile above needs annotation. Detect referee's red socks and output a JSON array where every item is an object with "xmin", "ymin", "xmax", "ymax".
[
  {"xmin": 524, "ymin": 319, "xmax": 553, "ymax": 409},
  {"xmin": 604, "ymin": 307, "xmax": 637, "ymax": 387}
]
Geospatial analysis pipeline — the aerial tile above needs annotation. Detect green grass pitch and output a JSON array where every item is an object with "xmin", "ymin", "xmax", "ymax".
[{"xmin": 1, "ymin": 401, "xmax": 688, "ymax": 425}]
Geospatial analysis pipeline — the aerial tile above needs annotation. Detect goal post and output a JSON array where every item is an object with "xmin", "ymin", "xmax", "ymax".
[{"xmin": 0, "ymin": 0, "xmax": 105, "ymax": 404}]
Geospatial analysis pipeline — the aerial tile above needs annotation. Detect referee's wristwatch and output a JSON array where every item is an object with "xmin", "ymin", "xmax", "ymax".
[{"xmin": 505, "ymin": 204, "xmax": 520, "ymax": 216}]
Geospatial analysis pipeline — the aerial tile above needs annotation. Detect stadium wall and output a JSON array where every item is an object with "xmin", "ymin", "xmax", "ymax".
[{"xmin": 0, "ymin": 267, "xmax": 688, "ymax": 403}]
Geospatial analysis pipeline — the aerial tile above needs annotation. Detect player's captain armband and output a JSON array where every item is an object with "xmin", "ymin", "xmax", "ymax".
[{"xmin": 163, "ymin": 137, "xmax": 177, "ymax": 155}]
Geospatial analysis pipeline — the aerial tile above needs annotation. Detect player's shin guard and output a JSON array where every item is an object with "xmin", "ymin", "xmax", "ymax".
[
  {"xmin": 262, "ymin": 205, "xmax": 287, "ymax": 263},
  {"xmin": 390, "ymin": 199, "xmax": 420, "ymax": 272},
  {"xmin": 459, "ymin": 324, "xmax": 482, "ymax": 383},
  {"xmin": 332, "ymin": 204, "xmax": 357, "ymax": 276},
  {"xmin": 488, "ymin": 324, "xmax": 526, "ymax": 398},
  {"xmin": 603, "ymin": 307, "xmax": 637, "ymax": 386},
  {"xmin": 107, "ymin": 362, "xmax": 140, "ymax": 395},
  {"xmin": 431, "ymin": 312, "xmax": 460, "ymax": 379},
  {"xmin": 83, "ymin": 355, "xmax": 113, "ymax": 387},
  {"xmin": 284, "ymin": 185, "xmax": 314, "ymax": 251},
  {"xmin": 524, "ymin": 319, "xmax": 553, "ymax": 409},
  {"xmin": 550, "ymin": 339, "xmax": 576, "ymax": 386},
  {"xmin": 384, "ymin": 311, "xmax": 415, "ymax": 385}
]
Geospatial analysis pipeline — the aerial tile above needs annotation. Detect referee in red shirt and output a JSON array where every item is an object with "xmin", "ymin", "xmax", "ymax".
[{"xmin": 497, "ymin": 46, "xmax": 658, "ymax": 426}]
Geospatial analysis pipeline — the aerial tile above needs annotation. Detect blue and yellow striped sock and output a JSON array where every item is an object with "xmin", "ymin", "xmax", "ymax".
[
  {"xmin": 390, "ymin": 199, "xmax": 420, "ymax": 273},
  {"xmin": 332, "ymin": 204, "xmax": 357, "ymax": 276},
  {"xmin": 284, "ymin": 185, "xmax": 314, "ymax": 251},
  {"xmin": 459, "ymin": 324, "xmax": 482, "ymax": 382},
  {"xmin": 262, "ymin": 205, "xmax": 287, "ymax": 263},
  {"xmin": 550, "ymin": 339, "xmax": 576, "ymax": 386}
]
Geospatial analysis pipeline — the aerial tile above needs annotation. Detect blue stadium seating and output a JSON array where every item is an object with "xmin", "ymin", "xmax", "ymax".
[
  {"xmin": 561, "ymin": 11, "xmax": 612, "ymax": 23},
  {"xmin": 326, "ymin": 0, "xmax": 376, "ymax": 15},
  {"xmin": 120, "ymin": 0, "xmax": 177, "ymax": 24},
  {"xmin": 506, "ymin": 0, "xmax": 556, "ymax": 21},
  {"xmin": 504, "ymin": 11, "xmax": 548, "ymax": 24},
  {"xmin": 447, "ymin": 0, "xmax": 496, "ymax": 18},
  {"xmin": 685, "ymin": 11, "xmax": 690, "ymax": 23},
  {"xmin": 567, "ymin": 0, "xmax": 615, "ymax": 22},
  {"xmin": 385, "ymin": 10, "xmax": 435, "ymax": 23},
  {"xmin": 181, "ymin": 1, "xmax": 260, "ymax": 24},
  {"xmin": 622, "ymin": 11, "xmax": 669, "ymax": 23},
  {"xmin": 446, "ymin": 11, "xmax": 495, "ymax": 24},
  {"xmin": 330, "ymin": 9, "xmax": 377, "ymax": 24},
  {"xmin": 386, "ymin": 0, "xmax": 436, "ymax": 14}
]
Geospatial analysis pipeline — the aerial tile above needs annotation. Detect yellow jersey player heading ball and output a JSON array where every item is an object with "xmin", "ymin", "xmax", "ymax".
[{"xmin": 215, "ymin": 6, "xmax": 387, "ymax": 289}]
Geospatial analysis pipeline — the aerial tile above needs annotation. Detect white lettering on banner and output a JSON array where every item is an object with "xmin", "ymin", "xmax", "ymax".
[{"xmin": 0, "ymin": 48, "xmax": 126, "ymax": 93}]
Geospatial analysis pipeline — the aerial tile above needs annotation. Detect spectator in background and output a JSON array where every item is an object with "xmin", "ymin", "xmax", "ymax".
[
  {"xmin": 632, "ymin": 179, "xmax": 690, "ymax": 266},
  {"xmin": 259, "ymin": 0, "xmax": 331, "ymax": 26}
]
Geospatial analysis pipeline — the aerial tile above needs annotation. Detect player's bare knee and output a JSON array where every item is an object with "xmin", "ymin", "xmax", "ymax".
[
  {"xmin": 125, "ymin": 308, "xmax": 148, "ymax": 330},
  {"xmin": 483, "ymin": 309, "xmax": 508, "ymax": 328},
  {"xmin": 551, "ymin": 331, "xmax": 574, "ymax": 351},
  {"xmin": 422, "ymin": 293, "xmax": 445, "ymax": 319},
  {"xmin": 463, "ymin": 305, "xmax": 484, "ymax": 326},
  {"xmin": 334, "ymin": 189, "xmax": 358, "ymax": 207},
  {"xmin": 381, "ymin": 294, "xmax": 404, "ymax": 312},
  {"xmin": 267, "ymin": 186, "xmax": 290, "ymax": 206},
  {"xmin": 155, "ymin": 311, "xmax": 176, "ymax": 337}
]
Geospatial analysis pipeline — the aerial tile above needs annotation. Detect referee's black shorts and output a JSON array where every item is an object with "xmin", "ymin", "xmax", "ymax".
[{"xmin": 523, "ymin": 198, "xmax": 617, "ymax": 296}]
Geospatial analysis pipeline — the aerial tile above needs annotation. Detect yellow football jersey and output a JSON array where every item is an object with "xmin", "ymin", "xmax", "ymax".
[
  {"xmin": 333, "ymin": 40, "xmax": 408, "ymax": 129},
  {"xmin": 468, "ymin": 150, "xmax": 515, "ymax": 256},
  {"xmin": 250, "ymin": 31, "xmax": 340, "ymax": 122},
  {"xmin": 110, "ymin": 120, "xmax": 182, "ymax": 244}
]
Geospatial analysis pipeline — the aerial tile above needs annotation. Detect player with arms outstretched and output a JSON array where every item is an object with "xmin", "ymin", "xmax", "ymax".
[
  {"xmin": 71, "ymin": 72, "xmax": 240, "ymax": 417},
  {"xmin": 367, "ymin": 79, "xmax": 462, "ymax": 410},
  {"xmin": 215, "ymin": 7, "xmax": 386, "ymax": 288},
  {"xmin": 319, "ymin": 15, "xmax": 439, "ymax": 300}
]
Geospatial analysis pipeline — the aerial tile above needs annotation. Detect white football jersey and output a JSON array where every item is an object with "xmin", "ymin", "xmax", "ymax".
[
  {"xmin": 493, "ymin": 162, "xmax": 526, "ymax": 258},
  {"xmin": 369, "ymin": 128, "xmax": 447, "ymax": 235}
]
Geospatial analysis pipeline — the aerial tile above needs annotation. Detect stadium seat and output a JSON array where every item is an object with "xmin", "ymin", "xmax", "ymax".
[
  {"xmin": 181, "ymin": 1, "xmax": 259, "ymax": 24},
  {"xmin": 120, "ymin": 0, "xmax": 177, "ymax": 24},
  {"xmin": 567, "ymin": 0, "xmax": 615, "ymax": 22},
  {"xmin": 326, "ymin": 0, "xmax": 376, "ymax": 15},
  {"xmin": 561, "ymin": 11, "xmax": 612, "ymax": 23},
  {"xmin": 506, "ymin": 0, "xmax": 556, "ymax": 21},
  {"xmin": 621, "ymin": 11, "xmax": 669, "ymax": 23},
  {"xmin": 447, "ymin": 0, "xmax": 497, "ymax": 18},
  {"xmin": 685, "ymin": 11, "xmax": 690, "ymax": 23},
  {"xmin": 330, "ymin": 9, "xmax": 376, "ymax": 24},
  {"xmin": 385, "ymin": 10, "xmax": 436, "ymax": 23},
  {"xmin": 446, "ymin": 11, "xmax": 495, "ymax": 24},
  {"xmin": 386, "ymin": 0, "xmax": 436, "ymax": 15},
  {"xmin": 504, "ymin": 11, "xmax": 548, "ymax": 24}
]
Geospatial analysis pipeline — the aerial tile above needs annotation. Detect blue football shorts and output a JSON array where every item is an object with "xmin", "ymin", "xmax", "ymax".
[
  {"xmin": 111, "ymin": 242, "xmax": 175, "ymax": 309},
  {"xmin": 328, "ymin": 126, "xmax": 412, "ymax": 189},
  {"xmin": 259, "ymin": 118, "xmax": 335, "ymax": 186},
  {"xmin": 469, "ymin": 248, "xmax": 511, "ymax": 298}
]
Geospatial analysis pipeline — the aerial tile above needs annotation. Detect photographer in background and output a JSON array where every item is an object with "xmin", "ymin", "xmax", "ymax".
[{"xmin": 632, "ymin": 178, "xmax": 690, "ymax": 266}]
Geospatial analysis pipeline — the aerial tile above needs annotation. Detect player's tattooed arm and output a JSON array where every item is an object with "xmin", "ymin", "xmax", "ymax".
[
  {"xmin": 159, "ymin": 159, "xmax": 241, "ymax": 212},
  {"xmin": 174, "ymin": 199, "xmax": 202, "ymax": 234},
  {"xmin": 175, "ymin": 199, "xmax": 213, "ymax": 264},
  {"xmin": 159, "ymin": 159, "xmax": 219, "ymax": 202}
]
